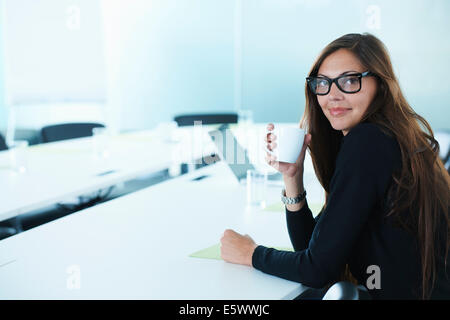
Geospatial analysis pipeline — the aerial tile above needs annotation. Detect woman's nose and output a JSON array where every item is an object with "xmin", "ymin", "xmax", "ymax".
[{"xmin": 328, "ymin": 82, "xmax": 344, "ymax": 100}]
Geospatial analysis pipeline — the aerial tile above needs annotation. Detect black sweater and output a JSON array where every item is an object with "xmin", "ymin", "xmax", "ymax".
[{"xmin": 252, "ymin": 122, "xmax": 449, "ymax": 299}]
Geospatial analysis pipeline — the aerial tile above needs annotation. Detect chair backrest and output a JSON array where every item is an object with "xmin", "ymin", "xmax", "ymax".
[
  {"xmin": 435, "ymin": 130, "xmax": 450, "ymax": 173},
  {"xmin": 41, "ymin": 123, "xmax": 105, "ymax": 143},
  {"xmin": 173, "ymin": 113, "xmax": 238, "ymax": 127},
  {"xmin": 0, "ymin": 133, "xmax": 8, "ymax": 151}
]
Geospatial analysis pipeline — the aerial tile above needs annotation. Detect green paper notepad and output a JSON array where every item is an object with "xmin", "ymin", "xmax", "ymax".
[
  {"xmin": 189, "ymin": 243, "xmax": 294, "ymax": 260},
  {"xmin": 190, "ymin": 244, "xmax": 223, "ymax": 260},
  {"xmin": 263, "ymin": 202, "xmax": 285, "ymax": 212}
]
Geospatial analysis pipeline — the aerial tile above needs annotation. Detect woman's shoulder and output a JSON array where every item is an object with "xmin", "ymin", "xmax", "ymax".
[
  {"xmin": 339, "ymin": 122, "xmax": 401, "ymax": 166},
  {"xmin": 343, "ymin": 122, "xmax": 398, "ymax": 150},
  {"xmin": 346, "ymin": 122, "xmax": 393, "ymax": 140}
]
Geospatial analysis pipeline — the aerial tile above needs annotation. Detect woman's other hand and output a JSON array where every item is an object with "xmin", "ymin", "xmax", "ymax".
[{"xmin": 220, "ymin": 229, "xmax": 257, "ymax": 267}]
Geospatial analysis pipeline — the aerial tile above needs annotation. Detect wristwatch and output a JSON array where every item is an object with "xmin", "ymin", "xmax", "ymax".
[{"xmin": 281, "ymin": 189, "xmax": 306, "ymax": 205}]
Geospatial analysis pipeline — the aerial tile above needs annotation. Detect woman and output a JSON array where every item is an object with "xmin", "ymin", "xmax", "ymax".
[{"xmin": 220, "ymin": 33, "xmax": 449, "ymax": 300}]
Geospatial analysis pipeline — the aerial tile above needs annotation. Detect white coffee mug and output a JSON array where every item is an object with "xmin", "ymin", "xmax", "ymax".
[{"xmin": 266, "ymin": 126, "xmax": 305, "ymax": 163}]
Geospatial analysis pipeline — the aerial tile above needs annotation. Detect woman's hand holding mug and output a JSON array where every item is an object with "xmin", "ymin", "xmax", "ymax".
[{"xmin": 265, "ymin": 123, "xmax": 311, "ymax": 210}]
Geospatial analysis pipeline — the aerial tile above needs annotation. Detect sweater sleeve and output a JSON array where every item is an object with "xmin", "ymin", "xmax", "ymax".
[
  {"xmin": 285, "ymin": 198, "xmax": 317, "ymax": 251},
  {"xmin": 252, "ymin": 124, "xmax": 399, "ymax": 288}
]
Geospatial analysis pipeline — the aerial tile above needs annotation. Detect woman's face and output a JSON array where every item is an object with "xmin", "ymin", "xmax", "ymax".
[{"xmin": 316, "ymin": 49, "xmax": 378, "ymax": 136}]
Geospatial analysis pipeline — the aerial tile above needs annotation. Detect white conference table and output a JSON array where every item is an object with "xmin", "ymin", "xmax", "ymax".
[
  {"xmin": 0, "ymin": 130, "xmax": 174, "ymax": 221},
  {"xmin": 0, "ymin": 161, "xmax": 312, "ymax": 299},
  {"xmin": 0, "ymin": 124, "xmax": 235, "ymax": 221},
  {"xmin": 0, "ymin": 122, "xmax": 308, "ymax": 222},
  {"xmin": 0, "ymin": 126, "xmax": 221, "ymax": 222}
]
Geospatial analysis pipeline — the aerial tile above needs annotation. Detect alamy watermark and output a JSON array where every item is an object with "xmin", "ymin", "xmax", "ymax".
[
  {"xmin": 366, "ymin": 264, "xmax": 381, "ymax": 290},
  {"xmin": 66, "ymin": 264, "xmax": 81, "ymax": 290},
  {"xmin": 66, "ymin": 5, "xmax": 81, "ymax": 31},
  {"xmin": 171, "ymin": 121, "xmax": 269, "ymax": 168},
  {"xmin": 366, "ymin": 4, "xmax": 381, "ymax": 30}
]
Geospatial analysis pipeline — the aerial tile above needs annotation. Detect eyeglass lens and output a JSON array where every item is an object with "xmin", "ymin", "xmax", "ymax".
[{"xmin": 312, "ymin": 75, "xmax": 361, "ymax": 95}]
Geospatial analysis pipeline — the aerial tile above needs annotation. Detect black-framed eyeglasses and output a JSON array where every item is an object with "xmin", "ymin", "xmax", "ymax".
[{"xmin": 306, "ymin": 71, "xmax": 375, "ymax": 95}]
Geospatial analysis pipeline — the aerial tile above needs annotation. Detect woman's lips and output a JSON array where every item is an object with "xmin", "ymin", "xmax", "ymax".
[{"xmin": 329, "ymin": 107, "xmax": 351, "ymax": 116}]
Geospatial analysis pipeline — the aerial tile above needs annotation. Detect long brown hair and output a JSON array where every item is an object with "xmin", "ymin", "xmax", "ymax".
[{"xmin": 300, "ymin": 33, "xmax": 450, "ymax": 299}]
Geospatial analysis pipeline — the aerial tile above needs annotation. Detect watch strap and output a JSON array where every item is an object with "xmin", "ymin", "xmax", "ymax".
[{"xmin": 281, "ymin": 189, "xmax": 306, "ymax": 205}]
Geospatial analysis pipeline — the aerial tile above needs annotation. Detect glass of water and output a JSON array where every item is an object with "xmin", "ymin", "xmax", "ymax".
[
  {"xmin": 246, "ymin": 169, "xmax": 267, "ymax": 208},
  {"xmin": 8, "ymin": 140, "xmax": 29, "ymax": 173},
  {"xmin": 92, "ymin": 127, "xmax": 110, "ymax": 158}
]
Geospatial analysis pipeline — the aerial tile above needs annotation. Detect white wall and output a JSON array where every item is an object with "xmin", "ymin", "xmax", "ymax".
[
  {"xmin": 0, "ymin": 0, "xmax": 7, "ymax": 132},
  {"xmin": 240, "ymin": 0, "xmax": 450, "ymax": 129},
  {"xmin": 2, "ymin": 0, "xmax": 106, "ymax": 105},
  {"xmin": 102, "ymin": 0, "xmax": 449, "ymax": 131},
  {"xmin": 0, "ymin": 0, "xmax": 106, "ymax": 140},
  {"xmin": 101, "ymin": 0, "xmax": 236, "ymax": 132},
  {"xmin": 1, "ymin": 0, "xmax": 449, "ymax": 136}
]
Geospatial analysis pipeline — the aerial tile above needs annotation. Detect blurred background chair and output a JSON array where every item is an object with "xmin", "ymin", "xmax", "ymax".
[
  {"xmin": 435, "ymin": 130, "xmax": 450, "ymax": 173},
  {"xmin": 0, "ymin": 133, "xmax": 8, "ymax": 151},
  {"xmin": 0, "ymin": 133, "xmax": 18, "ymax": 239},
  {"xmin": 0, "ymin": 225, "xmax": 17, "ymax": 240},
  {"xmin": 0, "ymin": 133, "xmax": 17, "ymax": 240},
  {"xmin": 40, "ymin": 122, "xmax": 105, "ymax": 143},
  {"xmin": 17, "ymin": 122, "xmax": 107, "ymax": 231},
  {"xmin": 173, "ymin": 113, "xmax": 238, "ymax": 127}
]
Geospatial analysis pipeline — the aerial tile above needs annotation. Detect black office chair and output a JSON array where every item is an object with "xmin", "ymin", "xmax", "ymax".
[
  {"xmin": 322, "ymin": 281, "xmax": 371, "ymax": 300},
  {"xmin": 40, "ymin": 122, "xmax": 105, "ymax": 143},
  {"xmin": 295, "ymin": 281, "xmax": 371, "ymax": 300},
  {"xmin": 0, "ymin": 226, "xmax": 17, "ymax": 240},
  {"xmin": 0, "ymin": 133, "xmax": 8, "ymax": 151},
  {"xmin": 0, "ymin": 133, "xmax": 19, "ymax": 239},
  {"xmin": 36, "ymin": 122, "xmax": 109, "ymax": 221},
  {"xmin": 173, "ymin": 113, "xmax": 238, "ymax": 127}
]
